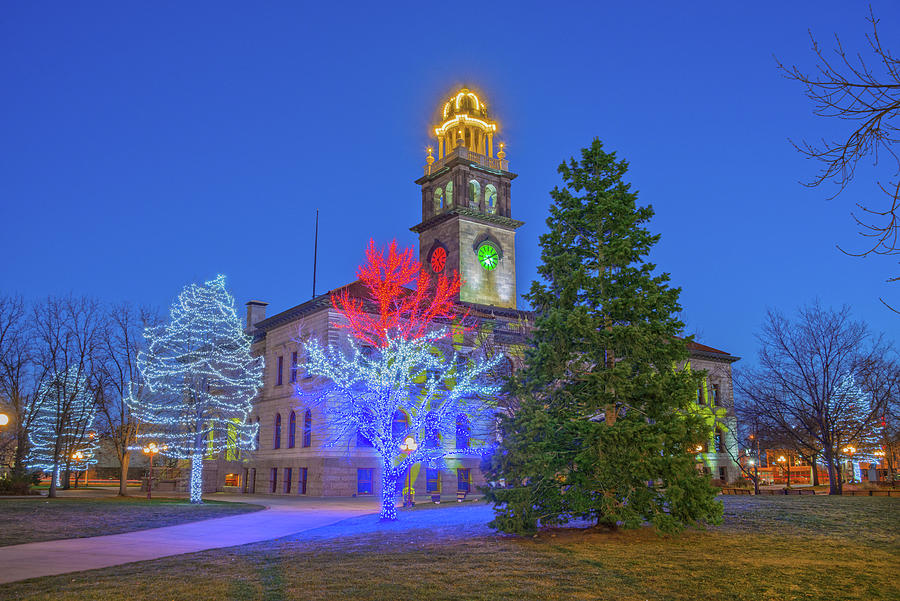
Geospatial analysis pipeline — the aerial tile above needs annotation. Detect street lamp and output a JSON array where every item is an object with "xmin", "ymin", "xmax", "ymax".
[
  {"xmin": 142, "ymin": 442, "xmax": 162, "ymax": 500},
  {"xmin": 748, "ymin": 433, "xmax": 761, "ymax": 494},
  {"xmin": 842, "ymin": 446, "xmax": 857, "ymax": 483},
  {"xmin": 399, "ymin": 436, "xmax": 418, "ymax": 508},
  {"xmin": 71, "ymin": 451, "xmax": 85, "ymax": 488},
  {"xmin": 0, "ymin": 413, "xmax": 9, "ymax": 426},
  {"xmin": 777, "ymin": 455, "xmax": 790, "ymax": 488}
]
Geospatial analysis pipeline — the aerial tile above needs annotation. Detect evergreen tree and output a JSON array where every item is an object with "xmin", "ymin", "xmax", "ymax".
[
  {"xmin": 130, "ymin": 275, "xmax": 263, "ymax": 503},
  {"xmin": 486, "ymin": 139, "xmax": 722, "ymax": 534}
]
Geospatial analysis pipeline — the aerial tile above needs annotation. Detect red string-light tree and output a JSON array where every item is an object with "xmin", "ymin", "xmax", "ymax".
[{"xmin": 302, "ymin": 240, "xmax": 502, "ymax": 520}]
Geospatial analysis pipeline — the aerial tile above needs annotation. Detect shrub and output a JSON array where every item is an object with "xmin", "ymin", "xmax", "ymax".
[{"xmin": 0, "ymin": 471, "xmax": 41, "ymax": 495}]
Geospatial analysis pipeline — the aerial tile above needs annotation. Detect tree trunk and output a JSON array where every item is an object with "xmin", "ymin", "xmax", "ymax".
[
  {"xmin": 48, "ymin": 462, "xmax": 58, "ymax": 498},
  {"xmin": 379, "ymin": 464, "xmax": 399, "ymax": 521},
  {"xmin": 118, "ymin": 451, "xmax": 131, "ymax": 496},
  {"xmin": 811, "ymin": 452, "xmax": 820, "ymax": 486},
  {"xmin": 189, "ymin": 453, "xmax": 203, "ymax": 504},
  {"xmin": 824, "ymin": 447, "xmax": 841, "ymax": 495},
  {"xmin": 13, "ymin": 427, "xmax": 29, "ymax": 476}
]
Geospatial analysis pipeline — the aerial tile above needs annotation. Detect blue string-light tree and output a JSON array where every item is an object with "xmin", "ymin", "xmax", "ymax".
[
  {"xmin": 302, "ymin": 241, "xmax": 502, "ymax": 520},
  {"xmin": 130, "ymin": 275, "xmax": 263, "ymax": 503},
  {"xmin": 27, "ymin": 367, "xmax": 99, "ymax": 495}
]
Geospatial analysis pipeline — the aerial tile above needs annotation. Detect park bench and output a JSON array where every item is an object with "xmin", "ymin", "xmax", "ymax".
[
  {"xmin": 720, "ymin": 488, "xmax": 752, "ymax": 495},
  {"xmin": 431, "ymin": 494, "xmax": 441, "ymax": 504},
  {"xmin": 785, "ymin": 488, "xmax": 815, "ymax": 495},
  {"xmin": 456, "ymin": 490, "xmax": 468, "ymax": 502}
]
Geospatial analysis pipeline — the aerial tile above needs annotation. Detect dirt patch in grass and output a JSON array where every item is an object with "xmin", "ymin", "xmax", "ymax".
[
  {"xmin": 3, "ymin": 496, "xmax": 898, "ymax": 601},
  {"xmin": 0, "ymin": 497, "xmax": 264, "ymax": 547}
]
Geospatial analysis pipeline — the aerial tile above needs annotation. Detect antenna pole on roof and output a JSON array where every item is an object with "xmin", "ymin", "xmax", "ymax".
[{"xmin": 312, "ymin": 209, "xmax": 319, "ymax": 299}]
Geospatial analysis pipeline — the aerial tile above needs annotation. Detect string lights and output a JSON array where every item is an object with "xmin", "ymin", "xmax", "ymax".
[
  {"xmin": 27, "ymin": 368, "xmax": 99, "ymax": 487},
  {"xmin": 129, "ymin": 275, "xmax": 264, "ymax": 503},
  {"xmin": 301, "ymin": 241, "xmax": 502, "ymax": 520}
]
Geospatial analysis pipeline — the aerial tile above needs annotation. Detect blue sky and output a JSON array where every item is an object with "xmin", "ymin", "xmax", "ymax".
[{"xmin": 1, "ymin": 1, "xmax": 897, "ymax": 365}]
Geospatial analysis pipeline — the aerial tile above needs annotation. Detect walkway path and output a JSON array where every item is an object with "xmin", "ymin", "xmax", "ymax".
[{"xmin": 0, "ymin": 494, "xmax": 380, "ymax": 584}]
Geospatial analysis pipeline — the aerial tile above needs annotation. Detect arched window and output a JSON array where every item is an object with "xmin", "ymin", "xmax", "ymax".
[
  {"xmin": 273, "ymin": 413, "xmax": 281, "ymax": 449},
  {"xmin": 254, "ymin": 417, "xmax": 260, "ymax": 450},
  {"xmin": 485, "ymin": 184, "xmax": 498, "ymax": 214},
  {"xmin": 392, "ymin": 410, "xmax": 409, "ymax": 441},
  {"xmin": 433, "ymin": 187, "xmax": 444, "ymax": 213},
  {"xmin": 468, "ymin": 180, "xmax": 481, "ymax": 209},
  {"xmin": 303, "ymin": 409, "xmax": 312, "ymax": 447},
  {"xmin": 456, "ymin": 414, "xmax": 470, "ymax": 449},
  {"xmin": 445, "ymin": 180, "xmax": 453, "ymax": 206},
  {"xmin": 288, "ymin": 411, "xmax": 296, "ymax": 448}
]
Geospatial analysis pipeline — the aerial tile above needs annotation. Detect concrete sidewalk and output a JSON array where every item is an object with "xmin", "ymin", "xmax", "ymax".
[{"xmin": 0, "ymin": 494, "xmax": 380, "ymax": 584}]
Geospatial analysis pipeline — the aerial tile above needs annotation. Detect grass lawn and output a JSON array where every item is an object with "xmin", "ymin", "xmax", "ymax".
[
  {"xmin": 3, "ymin": 496, "xmax": 898, "ymax": 601},
  {"xmin": 0, "ymin": 497, "xmax": 264, "ymax": 547}
]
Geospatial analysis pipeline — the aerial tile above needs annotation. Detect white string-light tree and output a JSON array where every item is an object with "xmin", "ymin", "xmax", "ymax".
[
  {"xmin": 27, "ymin": 367, "xmax": 99, "ymax": 494},
  {"xmin": 302, "ymin": 241, "xmax": 502, "ymax": 520},
  {"xmin": 130, "ymin": 275, "xmax": 263, "ymax": 503}
]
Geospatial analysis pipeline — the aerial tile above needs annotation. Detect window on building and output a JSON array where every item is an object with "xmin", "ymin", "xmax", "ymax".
[
  {"xmin": 718, "ymin": 467, "xmax": 727, "ymax": 481},
  {"xmin": 468, "ymin": 179, "xmax": 481, "ymax": 209},
  {"xmin": 303, "ymin": 410, "xmax": 312, "ymax": 447},
  {"xmin": 392, "ymin": 410, "xmax": 409, "ymax": 441},
  {"xmin": 714, "ymin": 429, "xmax": 724, "ymax": 453},
  {"xmin": 284, "ymin": 468, "xmax": 292, "ymax": 494},
  {"xmin": 288, "ymin": 411, "xmax": 296, "ymax": 448},
  {"xmin": 456, "ymin": 414, "xmax": 470, "ymax": 449},
  {"xmin": 270, "ymin": 467, "xmax": 278, "ymax": 493},
  {"xmin": 697, "ymin": 384, "xmax": 705, "ymax": 405},
  {"xmin": 712, "ymin": 384, "xmax": 721, "ymax": 407},
  {"xmin": 276, "ymin": 355, "xmax": 283, "ymax": 386},
  {"xmin": 254, "ymin": 417, "xmax": 260, "ymax": 450},
  {"xmin": 456, "ymin": 354, "xmax": 468, "ymax": 375},
  {"xmin": 426, "ymin": 468, "xmax": 440, "ymax": 493},
  {"xmin": 433, "ymin": 187, "xmax": 444, "ymax": 212},
  {"xmin": 357, "ymin": 429, "xmax": 374, "ymax": 447},
  {"xmin": 274, "ymin": 413, "xmax": 281, "ymax": 449},
  {"xmin": 290, "ymin": 351, "xmax": 298, "ymax": 383},
  {"xmin": 357, "ymin": 468, "xmax": 374, "ymax": 495},
  {"xmin": 225, "ymin": 419, "xmax": 238, "ymax": 461},
  {"xmin": 485, "ymin": 184, "xmax": 498, "ymax": 215},
  {"xmin": 298, "ymin": 467, "xmax": 308, "ymax": 495},
  {"xmin": 457, "ymin": 468, "xmax": 470, "ymax": 493},
  {"xmin": 224, "ymin": 473, "xmax": 240, "ymax": 487}
]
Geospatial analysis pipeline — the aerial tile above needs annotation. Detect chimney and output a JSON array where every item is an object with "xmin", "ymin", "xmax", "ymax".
[{"xmin": 245, "ymin": 300, "xmax": 268, "ymax": 332}]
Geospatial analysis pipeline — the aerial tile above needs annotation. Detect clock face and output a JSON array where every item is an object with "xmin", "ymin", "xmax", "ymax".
[
  {"xmin": 477, "ymin": 242, "xmax": 499, "ymax": 271},
  {"xmin": 430, "ymin": 247, "xmax": 447, "ymax": 273}
]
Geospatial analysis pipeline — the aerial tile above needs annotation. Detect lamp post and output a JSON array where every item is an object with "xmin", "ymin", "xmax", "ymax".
[
  {"xmin": 71, "ymin": 451, "xmax": 84, "ymax": 488},
  {"xmin": 842, "ymin": 446, "xmax": 856, "ymax": 484},
  {"xmin": 748, "ymin": 433, "xmax": 760, "ymax": 494},
  {"xmin": 777, "ymin": 455, "xmax": 790, "ymax": 488},
  {"xmin": 0, "ymin": 413, "xmax": 9, "ymax": 426},
  {"xmin": 399, "ymin": 436, "xmax": 417, "ymax": 508},
  {"xmin": 142, "ymin": 442, "xmax": 162, "ymax": 500}
]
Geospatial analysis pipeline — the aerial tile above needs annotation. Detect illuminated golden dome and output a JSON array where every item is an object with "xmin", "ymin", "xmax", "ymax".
[{"xmin": 432, "ymin": 87, "xmax": 498, "ymax": 160}]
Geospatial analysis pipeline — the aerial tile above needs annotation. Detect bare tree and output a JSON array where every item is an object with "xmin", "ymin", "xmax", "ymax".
[
  {"xmin": 96, "ymin": 303, "xmax": 156, "ymax": 496},
  {"xmin": 776, "ymin": 7, "xmax": 899, "ymax": 294},
  {"xmin": 738, "ymin": 302, "xmax": 891, "ymax": 494},
  {"xmin": 30, "ymin": 295, "xmax": 103, "ymax": 497},
  {"xmin": 0, "ymin": 294, "xmax": 43, "ymax": 475}
]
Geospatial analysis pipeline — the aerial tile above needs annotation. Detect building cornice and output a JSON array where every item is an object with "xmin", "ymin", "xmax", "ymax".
[{"xmin": 410, "ymin": 208, "xmax": 524, "ymax": 234}]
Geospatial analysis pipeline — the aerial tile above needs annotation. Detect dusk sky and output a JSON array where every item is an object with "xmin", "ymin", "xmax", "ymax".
[{"xmin": 1, "ymin": 1, "xmax": 897, "ymax": 367}]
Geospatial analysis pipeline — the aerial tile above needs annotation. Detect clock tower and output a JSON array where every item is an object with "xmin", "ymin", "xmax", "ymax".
[{"xmin": 411, "ymin": 88, "xmax": 523, "ymax": 309}]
